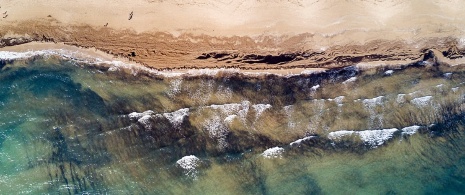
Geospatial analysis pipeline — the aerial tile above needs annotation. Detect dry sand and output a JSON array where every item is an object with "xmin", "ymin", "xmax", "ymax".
[{"xmin": 1, "ymin": 0, "xmax": 465, "ymax": 70}]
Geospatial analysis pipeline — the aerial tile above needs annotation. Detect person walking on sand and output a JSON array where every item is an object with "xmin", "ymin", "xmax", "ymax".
[{"xmin": 128, "ymin": 11, "xmax": 133, "ymax": 20}]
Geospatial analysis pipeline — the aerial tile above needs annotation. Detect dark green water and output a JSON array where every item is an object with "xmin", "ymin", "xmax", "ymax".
[{"xmin": 2, "ymin": 53, "xmax": 465, "ymax": 194}]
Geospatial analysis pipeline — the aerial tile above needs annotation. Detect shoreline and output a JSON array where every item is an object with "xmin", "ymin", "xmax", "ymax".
[
  {"xmin": 0, "ymin": 42, "xmax": 329, "ymax": 77},
  {"xmin": 1, "ymin": 41, "xmax": 465, "ymax": 79}
]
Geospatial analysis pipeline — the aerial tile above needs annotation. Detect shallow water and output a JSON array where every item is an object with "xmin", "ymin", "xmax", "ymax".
[{"xmin": 1, "ymin": 55, "xmax": 465, "ymax": 194}]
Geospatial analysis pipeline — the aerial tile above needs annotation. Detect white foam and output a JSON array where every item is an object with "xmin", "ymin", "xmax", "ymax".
[
  {"xmin": 138, "ymin": 115, "xmax": 154, "ymax": 130},
  {"xmin": 204, "ymin": 115, "xmax": 229, "ymax": 150},
  {"xmin": 362, "ymin": 96, "xmax": 384, "ymax": 105},
  {"xmin": 128, "ymin": 110, "xmax": 157, "ymax": 129},
  {"xmin": 357, "ymin": 128, "xmax": 398, "ymax": 147},
  {"xmin": 452, "ymin": 87, "xmax": 459, "ymax": 92},
  {"xmin": 166, "ymin": 78, "xmax": 183, "ymax": 97},
  {"xmin": 328, "ymin": 128, "xmax": 399, "ymax": 148},
  {"xmin": 396, "ymin": 94, "xmax": 406, "ymax": 104},
  {"xmin": 237, "ymin": 101, "xmax": 251, "ymax": 124},
  {"xmin": 176, "ymin": 155, "xmax": 201, "ymax": 179},
  {"xmin": 301, "ymin": 69, "xmax": 326, "ymax": 75},
  {"xmin": 362, "ymin": 96, "xmax": 385, "ymax": 128},
  {"xmin": 128, "ymin": 110, "xmax": 154, "ymax": 120},
  {"xmin": 224, "ymin": 114, "xmax": 237, "ymax": 124},
  {"xmin": 163, "ymin": 108, "xmax": 189, "ymax": 128},
  {"xmin": 342, "ymin": 77, "xmax": 357, "ymax": 84},
  {"xmin": 252, "ymin": 104, "xmax": 272, "ymax": 119},
  {"xmin": 289, "ymin": 136, "xmax": 315, "ymax": 146},
  {"xmin": 262, "ymin": 147, "xmax": 284, "ymax": 159},
  {"xmin": 411, "ymin": 96, "xmax": 433, "ymax": 107},
  {"xmin": 401, "ymin": 125, "xmax": 421, "ymax": 135},
  {"xmin": 0, "ymin": 50, "xmax": 53, "ymax": 60},
  {"xmin": 328, "ymin": 96, "xmax": 345, "ymax": 107},
  {"xmin": 177, "ymin": 155, "xmax": 200, "ymax": 170},
  {"xmin": 384, "ymin": 70, "xmax": 394, "ymax": 76},
  {"xmin": 328, "ymin": 125, "xmax": 421, "ymax": 148},
  {"xmin": 311, "ymin": 85, "xmax": 320, "ymax": 91},
  {"xmin": 206, "ymin": 101, "xmax": 250, "ymax": 127},
  {"xmin": 186, "ymin": 69, "xmax": 221, "ymax": 76},
  {"xmin": 186, "ymin": 68, "xmax": 238, "ymax": 76},
  {"xmin": 189, "ymin": 79, "xmax": 214, "ymax": 105},
  {"xmin": 459, "ymin": 38, "xmax": 465, "ymax": 49},
  {"xmin": 186, "ymin": 68, "xmax": 318, "ymax": 78},
  {"xmin": 129, "ymin": 109, "xmax": 190, "ymax": 129},
  {"xmin": 328, "ymin": 130, "xmax": 355, "ymax": 140},
  {"xmin": 328, "ymin": 96, "xmax": 343, "ymax": 101},
  {"xmin": 333, "ymin": 96, "xmax": 345, "ymax": 105},
  {"xmin": 183, "ymin": 68, "xmax": 325, "ymax": 78},
  {"xmin": 209, "ymin": 103, "xmax": 242, "ymax": 115},
  {"xmin": 216, "ymin": 86, "xmax": 233, "ymax": 101}
]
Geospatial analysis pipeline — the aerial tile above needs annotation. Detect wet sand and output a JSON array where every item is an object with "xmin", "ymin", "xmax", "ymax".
[{"xmin": 1, "ymin": 0, "xmax": 465, "ymax": 70}]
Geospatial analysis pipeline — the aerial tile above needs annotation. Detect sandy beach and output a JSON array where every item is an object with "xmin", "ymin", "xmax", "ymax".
[{"xmin": 1, "ymin": 0, "xmax": 465, "ymax": 70}]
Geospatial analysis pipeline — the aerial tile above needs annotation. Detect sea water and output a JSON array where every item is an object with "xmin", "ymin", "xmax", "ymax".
[{"xmin": 1, "ymin": 53, "xmax": 465, "ymax": 194}]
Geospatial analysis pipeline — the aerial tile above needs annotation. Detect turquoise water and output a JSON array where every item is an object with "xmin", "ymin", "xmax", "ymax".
[{"xmin": 1, "ymin": 55, "xmax": 465, "ymax": 194}]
